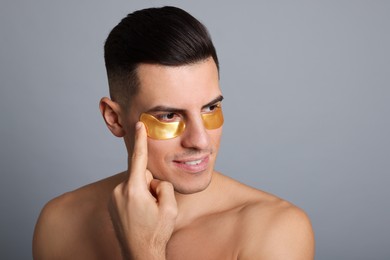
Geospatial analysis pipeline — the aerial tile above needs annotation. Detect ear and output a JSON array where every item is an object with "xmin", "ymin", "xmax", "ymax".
[{"xmin": 99, "ymin": 97, "xmax": 126, "ymax": 137}]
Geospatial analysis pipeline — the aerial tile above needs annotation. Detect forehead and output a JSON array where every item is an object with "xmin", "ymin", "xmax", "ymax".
[{"xmin": 131, "ymin": 58, "xmax": 221, "ymax": 112}]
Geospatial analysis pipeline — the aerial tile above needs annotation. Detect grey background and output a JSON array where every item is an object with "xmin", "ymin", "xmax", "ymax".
[{"xmin": 1, "ymin": 1, "xmax": 389, "ymax": 259}]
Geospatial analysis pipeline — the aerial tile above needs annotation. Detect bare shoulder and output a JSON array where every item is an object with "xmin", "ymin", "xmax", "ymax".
[
  {"xmin": 235, "ymin": 183, "xmax": 315, "ymax": 259},
  {"xmin": 216, "ymin": 174, "xmax": 314, "ymax": 259},
  {"xmin": 33, "ymin": 172, "xmax": 126, "ymax": 259}
]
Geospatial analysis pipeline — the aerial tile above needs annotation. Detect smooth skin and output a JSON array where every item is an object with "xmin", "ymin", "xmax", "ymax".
[{"xmin": 33, "ymin": 58, "xmax": 315, "ymax": 259}]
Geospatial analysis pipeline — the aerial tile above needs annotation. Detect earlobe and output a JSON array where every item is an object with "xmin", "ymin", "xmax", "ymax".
[{"xmin": 99, "ymin": 97, "xmax": 126, "ymax": 137}]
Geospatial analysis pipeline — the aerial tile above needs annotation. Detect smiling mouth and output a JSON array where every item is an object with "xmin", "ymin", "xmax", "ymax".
[
  {"xmin": 182, "ymin": 159, "xmax": 202, "ymax": 165},
  {"xmin": 173, "ymin": 156, "xmax": 210, "ymax": 173}
]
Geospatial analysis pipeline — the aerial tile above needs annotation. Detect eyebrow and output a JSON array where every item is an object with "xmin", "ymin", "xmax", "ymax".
[
  {"xmin": 146, "ymin": 95, "xmax": 224, "ymax": 113},
  {"xmin": 202, "ymin": 95, "xmax": 224, "ymax": 109}
]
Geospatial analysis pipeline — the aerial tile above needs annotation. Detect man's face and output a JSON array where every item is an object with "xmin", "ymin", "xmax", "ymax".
[{"xmin": 125, "ymin": 58, "xmax": 222, "ymax": 194}]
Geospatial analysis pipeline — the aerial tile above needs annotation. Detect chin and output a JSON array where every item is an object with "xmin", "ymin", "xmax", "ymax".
[
  {"xmin": 173, "ymin": 183, "xmax": 211, "ymax": 195},
  {"xmin": 172, "ymin": 171, "xmax": 213, "ymax": 195}
]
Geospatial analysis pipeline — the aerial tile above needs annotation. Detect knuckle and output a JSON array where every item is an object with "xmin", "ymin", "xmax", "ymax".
[
  {"xmin": 112, "ymin": 183, "xmax": 124, "ymax": 196},
  {"xmin": 155, "ymin": 181, "xmax": 173, "ymax": 195},
  {"xmin": 131, "ymin": 150, "xmax": 142, "ymax": 159},
  {"xmin": 112, "ymin": 182, "xmax": 135, "ymax": 198},
  {"xmin": 131, "ymin": 149, "xmax": 146, "ymax": 162},
  {"xmin": 127, "ymin": 186, "xmax": 140, "ymax": 198},
  {"xmin": 159, "ymin": 181, "xmax": 174, "ymax": 190}
]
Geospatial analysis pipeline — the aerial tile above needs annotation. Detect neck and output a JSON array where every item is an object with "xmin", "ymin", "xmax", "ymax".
[{"xmin": 173, "ymin": 172, "xmax": 224, "ymax": 229}]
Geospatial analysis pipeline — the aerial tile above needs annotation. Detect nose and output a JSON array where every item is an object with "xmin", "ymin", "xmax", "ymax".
[{"xmin": 180, "ymin": 116, "xmax": 210, "ymax": 150}]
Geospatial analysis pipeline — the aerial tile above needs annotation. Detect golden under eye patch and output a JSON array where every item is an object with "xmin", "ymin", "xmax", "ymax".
[{"xmin": 140, "ymin": 107, "xmax": 224, "ymax": 140}]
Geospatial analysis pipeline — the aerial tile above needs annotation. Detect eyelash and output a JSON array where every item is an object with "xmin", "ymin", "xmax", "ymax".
[
  {"xmin": 155, "ymin": 102, "xmax": 221, "ymax": 122},
  {"xmin": 155, "ymin": 112, "xmax": 182, "ymax": 122},
  {"xmin": 203, "ymin": 103, "xmax": 221, "ymax": 113}
]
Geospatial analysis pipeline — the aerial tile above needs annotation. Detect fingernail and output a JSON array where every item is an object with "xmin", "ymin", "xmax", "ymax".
[{"xmin": 135, "ymin": 121, "xmax": 142, "ymax": 130}]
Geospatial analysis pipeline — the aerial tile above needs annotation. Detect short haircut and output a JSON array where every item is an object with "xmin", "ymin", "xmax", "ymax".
[{"xmin": 104, "ymin": 6, "xmax": 219, "ymax": 109}]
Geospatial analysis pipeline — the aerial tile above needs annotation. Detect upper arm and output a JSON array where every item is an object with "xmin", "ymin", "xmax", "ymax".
[
  {"xmin": 33, "ymin": 201, "xmax": 60, "ymax": 259},
  {"xmin": 239, "ymin": 203, "xmax": 315, "ymax": 260},
  {"xmin": 33, "ymin": 195, "xmax": 81, "ymax": 260},
  {"xmin": 263, "ymin": 206, "xmax": 315, "ymax": 259}
]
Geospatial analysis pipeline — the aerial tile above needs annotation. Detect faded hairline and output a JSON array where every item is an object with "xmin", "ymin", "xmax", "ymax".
[{"xmin": 108, "ymin": 56, "xmax": 218, "ymax": 112}]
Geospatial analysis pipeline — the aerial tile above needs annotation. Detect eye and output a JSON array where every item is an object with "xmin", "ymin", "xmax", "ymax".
[
  {"xmin": 155, "ymin": 112, "xmax": 182, "ymax": 122},
  {"xmin": 203, "ymin": 102, "xmax": 221, "ymax": 113}
]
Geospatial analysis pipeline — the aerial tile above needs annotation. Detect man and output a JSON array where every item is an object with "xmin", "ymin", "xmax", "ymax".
[{"xmin": 33, "ymin": 6, "xmax": 314, "ymax": 259}]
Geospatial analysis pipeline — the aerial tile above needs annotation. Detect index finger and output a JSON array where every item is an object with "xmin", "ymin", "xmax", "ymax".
[{"xmin": 128, "ymin": 121, "xmax": 149, "ymax": 186}]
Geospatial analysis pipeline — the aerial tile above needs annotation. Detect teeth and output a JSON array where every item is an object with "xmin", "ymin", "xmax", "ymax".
[{"xmin": 184, "ymin": 159, "xmax": 202, "ymax": 165}]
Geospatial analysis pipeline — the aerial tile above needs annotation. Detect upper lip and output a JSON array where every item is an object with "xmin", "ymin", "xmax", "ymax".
[{"xmin": 173, "ymin": 155, "xmax": 209, "ymax": 163}]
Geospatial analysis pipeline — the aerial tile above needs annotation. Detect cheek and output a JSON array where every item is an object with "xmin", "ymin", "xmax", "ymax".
[
  {"xmin": 146, "ymin": 139, "xmax": 181, "ymax": 179},
  {"xmin": 146, "ymin": 139, "xmax": 173, "ymax": 167},
  {"xmin": 209, "ymin": 128, "xmax": 222, "ymax": 148}
]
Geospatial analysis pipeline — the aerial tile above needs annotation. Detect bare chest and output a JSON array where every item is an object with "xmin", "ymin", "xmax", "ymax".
[
  {"xmin": 81, "ymin": 210, "xmax": 242, "ymax": 260},
  {"xmin": 166, "ymin": 215, "xmax": 241, "ymax": 260}
]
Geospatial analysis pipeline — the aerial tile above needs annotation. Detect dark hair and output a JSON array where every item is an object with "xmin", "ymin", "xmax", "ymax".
[{"xmin": 104, "ymin": 6, "xmax": 219, "ymax": 108}]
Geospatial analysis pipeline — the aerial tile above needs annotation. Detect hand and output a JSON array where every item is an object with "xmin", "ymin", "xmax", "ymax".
[{"xmin": 108, "ymin": 122, "xmax": 178, "ymax": 260}]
